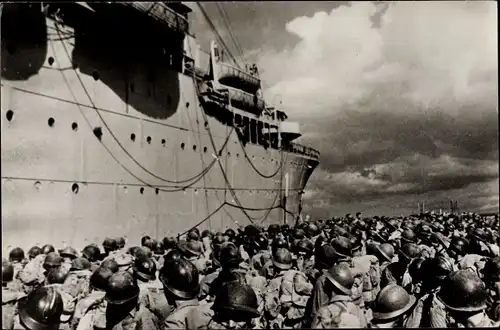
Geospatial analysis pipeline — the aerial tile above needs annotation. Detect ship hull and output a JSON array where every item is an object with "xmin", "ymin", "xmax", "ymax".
[{"xmin": 1, "ymin": 4, "xmax": 319, "ymax": 251}]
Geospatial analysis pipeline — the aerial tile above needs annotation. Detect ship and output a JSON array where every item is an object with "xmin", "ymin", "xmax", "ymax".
[{"xmin": 1, "ymin": 2, "xmax": 319, "ymax": 251}]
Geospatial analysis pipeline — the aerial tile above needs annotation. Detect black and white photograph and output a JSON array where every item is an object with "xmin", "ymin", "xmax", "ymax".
[{"xmin": 1, "ymin": 1, "xmax": 498, "ymax": 329}]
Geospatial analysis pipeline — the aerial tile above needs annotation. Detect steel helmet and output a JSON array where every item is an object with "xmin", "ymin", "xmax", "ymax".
[
  {"xmin": 70, "ymin": 257, "xmax": 91, "ymax": 272},
  {"xmin": 292, "ymin": 228, "xmax": 306, "ymax": 240},
  {"xmin": 141, "ymin": 236, "xmax": 152, "ymax": 247},
  {"xmin": 102, "ymin": 237, "xmax": 117, "ymax": 251},
  {"xmin": 272, "ymin": 248, "xmax": 293, "ymax": 270},
  {"xmin": 296, "ymin": 238, "xmax": 314, "ymax": 256},
  {"xmin": 219, "ymin": 242, "xmax": 243, "ymax": 268},
  {"xmin": 201, "ymin": 230, "xmax": 213, "ymax": 239},
  {"xmin": 27, "ymin": 246, "xmax": 42, "ymax": 259},
  {"xmin": 325, "ymin": 263, "xmax": 355, "ymax": 295},
  {"xmin": 224, "ymin": 229, "xmax": 236, "ymax": 239},
  {"xmin": 331, "ymin": 236, "xmax": 353, "ymax": 259},
  {"xmin": 398, "ymin": 243, "xmax": 420, "ymax": 261},
  {"xmin": 372, "ymin": 284, "xmax": 417, "ymax": 320},
  {"xmin": 187, "ymin": 230, "xmax": 200, "ymax": 241},
  {"xmin": 132, "ymin": 257, "xmax": 157, "ymax": 282},
  {"xmin": 100, "ymin": 259, "xmax": 119, "ymax": 273},
  {"xmin": 449, "ymin": 237, "xmax": 469, "ymax": 256},
  {"xmin": 438, "ymin": 270, "xmax": 487, "ymax": 312},
  {"xmin": 41, "ymin": 244, "xmax": 55, "ymax": 255},
  {"xmin": 315, "ymin": 244, "xmax": 337, "ymax": 270},
  {"xmin": 18, "ymin": 287, "xmax": 63, "ymax": 330},
  {"xmin": 9, "ymin": 247, "xmax": 25, "ymax": 262},
  {"xmin": 82, "ymin": 245, "xmax": 101, "ymax": 263},
  {"xmin": 181, "ymin": 241, "xmax": 203, "ymax": 257},
  {"xmin": 43, "ymin": 252, "xmax": 63, "ymax": 269},
  {"xmin": 59, "ymin": 246, "xmax": 78, "ymax": 259},
  {"xmin": 376, "ymin": 243, "xmax": 395, "ymax": 263},
  {"xmin": 46, "ymin": 267, "xmax": 69, "ymax": 284},
  {"xmin": 400, "ymin": 229, "xmax": 417, "ymax": 244},
  {"xmin": 272, "ymin": 236, "xmax": 289, "ymax": 252},
  {"xmin": 115, "ymin": 237, "xmax": 126, "ymax": 249},
  {"xmin": 105, "ymin": 271, "xmax": 140, "ymax": 305},
  {"xmin": 162, "ymin": 236, "xmax": 177, "ymax": 251},
  {"xmin": 2, "ymin": 260, "xmax": 14, "ymax": 283},
  {"xmin": 254, "ymin": 235, "xmax": 269, "ymax": 251},
  {"xmin": 432, "ymin": 256, "xmax": 454, "ymax": 281},
  {"xmin": 90, "ymin": 266, "xmax": 115, "ymax": 291},
  {"xmin": 159, "ymin": 259, "xmax": 200, "ymax": 299},
  {"xmin": 408, "ymin": 257, "xmax": 426, "ymax": 284},
  {"xmin": 163, "ymin": 249, "xmax": 183, "ymax": 264},
  {"xmin": 212, "ymin": 282, "xmax": 260, "ymax": 319}
]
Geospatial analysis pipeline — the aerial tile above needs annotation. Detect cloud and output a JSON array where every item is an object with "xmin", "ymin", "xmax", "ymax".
[{"xmin": 256, "ymin": 1, "xmax": 498, "ymax": 215}]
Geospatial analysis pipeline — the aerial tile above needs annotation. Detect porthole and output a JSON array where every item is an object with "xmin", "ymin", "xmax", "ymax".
[
  {"xmin": 71, "ymin": 183, "xmax": 79, "ymax": 194},
  {"xmin": 204, "ymin": 121, "xmax": 208, "ymax": 127},
  {"xmin": 71, "ymin": 122, "xmax": 78, "ymax": 131},
  {"xmin": 140, "ymin": 187, "xmax": 144, "ymax": 194},
  {"xmin": 218, "ymin": 150, "xmax": 222, "ymax": 157},
  {"xmin": 186, "ymin": 102, "xmax": 190, "ymax": 108},
  {"xmin": 48, "ymin": 117, "xmax": 55, "ymax": 127},
  {"xmin": 161, "ymin": 139, "xmax": 166, "ymax": 146},
  {"xmin": 155, "ymin": 188, "xmax": 159, "ymax": 195},
  {"xmin": 193, "ymin": 145, "xmax": 197, "ymax": 151},
  {"xmin": 123, "ymin": 186, "xmax": 128, "ymax": 194},
  {"xmin": 181, "ymin": 143, "xmax": 185, "ymax": 150},
  {"xmin": 6, "ymin": 110, "xmax": 13, "ymax": 122},
  {"xmin": 236, "ymin": 153, "xmax": 239, "ymax": 158},
  {"xmin": 48, "ymin": 57, "xmax": 54, "ymax": 66},
  {"xmin": 93, "ymin": 127, "xmax": 103, "ymax": 140},
  {"xmin": 146, "ymin": 136, "xmax": 152, "ymax": 144},
  {"xmin": 227, "ymin": 152, "xmax": 231, "ymax": 157},
  {"xmin": 34, "ymin": 181, "xmax": 41, "ymax": 191},
  {"xmin": 203, "ymin": 147, "xmax": 207, "ymax": 153},
  {"xmin": 92, "ymin": 71, "xmax": 99, "ymax": 81},
  {"xmin": 130, "ymin": 133, "xmax": 136, "ymax": 141}
]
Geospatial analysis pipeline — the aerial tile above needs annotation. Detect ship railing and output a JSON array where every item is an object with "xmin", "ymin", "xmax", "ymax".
[
  {"xmin": 119, "ymin": 2, "xmax": 189, "ymax": 34},
  {"xmin": 285, "ymin": 143, "xmax": 320, "ymax": 159}
]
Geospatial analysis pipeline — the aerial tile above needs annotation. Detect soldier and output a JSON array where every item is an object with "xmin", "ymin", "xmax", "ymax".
[
  {"xmin": 264, "ymin": 248, "xmax": 312, "ymax": 328},
  {"xmin": 294, "ymin": 238, "xmax": 315, "ymax": 273},
  {"xmin": 61, "ymin": 257, "xmax": 92, "ymax": 301},
  {"xmin": 59, "ymin": 246, "xmax": 79, "ymax": 272},
  {"xmin": 370, "ymin": 284, "xmax": 419, "ymax": 328},
  {"xmin": 2, "ymin": 260, "xmax": 26, "ymax": 329},
  {"xmin": 251, "ymin": 234, "xmax": 272, "ymax": 275},
  {"xmin": 206, "ymin": 282, "xmax": 261, "ymax": 329},
  {"xmin": 438, "ymin": 270, "xmax": 500, "ymax": 327},
  {"xmin": 45, "ymin": 267, "xmax": 75, "ymax": 329},
  {"xmin": 201, "ymin": 230, "xmax": 213, "ymax": 259},
  {"xmin": 133, "ymin": 257, "xmax": 173, "ymax": 327},
  {"xmin": 162, "ymin": 236, "xmax": 178, "ymax": 256},
  {"xmin": 180, "ymin": 240, "xmax": 209, "ymax": 274},
  {"xmin": 81, "ymin": 244, "xmax": 101, "ymax": 271},
  {"xmin": 41, "ymin": 244, "xmax": 56, "ymax": 255},
  {"xmin": 447, "ymin": 237, "xmax": 469, "ymax": 263},
  {"xmin": 27, "ymin": 246, "xmax": 42, "ymax": 261},
  {"xmin": 72, "ymin": 266, "xmax": 113, "ymax": 329},
  {"xmin": 102, "ymin": 237, "xmax": 117, "ymax": 259},
  {"xmin": 311, "ymin": 264, "xmax": 367, "ymax": 328},
  {"xmin": 15, "ymin": 286, "xmax": 64, "ymax": 330},
  {"xmin": 354, "ymin": 244, "xmax": 383, "ymax": 312},
  {"xmin": 116, "ymin": 237, "xmax": 126, "ymax": 250},
  {"xmin": 481, "ymin": 256, "xmax": 500, "ymax": 321},
  {"xmin": 8, "ymin": 247, "xmax": 26, "ymax": 278},
  {"xmin": 380, "ymin": 243, "xmax": 420, "ymax": 291},
  {"xmin": 42, "ymin": 252, "xmax": 64, "ymax": 278},
  {"xmin": 160, "ymin": 259, "xmax": 212, "ymax": 329}
]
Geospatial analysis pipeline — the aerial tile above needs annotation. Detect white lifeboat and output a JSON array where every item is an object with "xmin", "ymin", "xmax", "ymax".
[
  {"xmin": 222, "ymin": 86, "xmax": 265, "ymax": 116},
  {"xmin": 261, "ymin": 121, "xmax": 302, "ymax": 142},
  {"xmin": 216, "ymin": 62, "xmax": 261, "ymax": 94}
]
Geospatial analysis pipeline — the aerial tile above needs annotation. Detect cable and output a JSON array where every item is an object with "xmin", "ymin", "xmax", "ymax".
[
  {"xmin": 54, "ymin": 23, "xmax": 221, "ymax": 185},
  {"xmin": 215, "ymin": 3, "xmax": 246, "ymax": 66},
  {"xmin": 178, "ymin": 202, "xmax": 226, "ymax": 237}
]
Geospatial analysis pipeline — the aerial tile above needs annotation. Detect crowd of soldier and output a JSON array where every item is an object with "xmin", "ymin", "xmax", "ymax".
[{"xmin": 2, "ymin": 211, "xmax": 500, "ymax": 329}]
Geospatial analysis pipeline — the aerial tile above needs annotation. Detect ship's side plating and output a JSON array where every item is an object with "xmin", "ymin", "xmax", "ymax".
[{"xmin": 1, "ymin": 3, "xmax": 319, "ymax": 252}]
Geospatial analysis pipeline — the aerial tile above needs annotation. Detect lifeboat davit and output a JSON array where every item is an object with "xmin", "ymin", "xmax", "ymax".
[
  {"xmin": 225, "ymin": 86, "xmax": 265, "ymax": 115},
  {"xmin": 217, "ymin": 62, "xmax": 261, "ymax": 94}
]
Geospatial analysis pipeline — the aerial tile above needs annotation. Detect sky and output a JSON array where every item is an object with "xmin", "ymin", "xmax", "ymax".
[{"xmin": 189, "ymin": 1, "xmax": 499, "ymax": 217}]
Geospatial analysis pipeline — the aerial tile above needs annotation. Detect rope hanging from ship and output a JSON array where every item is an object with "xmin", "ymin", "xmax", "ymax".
[{"xmin": 53, "ymin": 22, "xmax": 223, "ymax": 187}]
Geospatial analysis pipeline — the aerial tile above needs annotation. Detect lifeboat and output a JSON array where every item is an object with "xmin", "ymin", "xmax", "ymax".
[
  {"xmin": 261, "ymin": 121, "xmax": 301, "ymax": 142},
  {"xmin": 224, "ymin": 86, "xmax": 265, "ymax": 115},
  {"xmin": 217, "ymin": 62, "xmax": 261, "ymax": 94}
]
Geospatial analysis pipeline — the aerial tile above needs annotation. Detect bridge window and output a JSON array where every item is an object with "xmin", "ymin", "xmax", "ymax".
[{"xmin": 250, "ymin": 119, "xmax": 257, "ymax": 144}]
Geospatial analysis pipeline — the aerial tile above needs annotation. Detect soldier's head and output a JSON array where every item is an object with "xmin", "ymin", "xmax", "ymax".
[
  {"xmin": 101, "ymin": 259, "xmax": 119, "ymax": 273},
  {"xmin": 481, "ymin": 256, "xmax": 500, "ymax": 286},
  {"xmin": 325, "ymin": 263, "xmax": 354, "ymax": 297},
  {"xmin": 397, "ymin": 243, "xmax": 420, "ymax": 265},
  {"xmin": 9, "ymin": 247, "xmax": 25, "ymax": 263},
  {"xmin": 272, "ymin": 248, "xmax": 293, "ymax": 273},
  {"xmin": 162, "ymin": 236, "xmax": 177, "ymax": 251},
  {"xmin": 448, "ymin": 237, "xmax": 469, "ymax": 260},
  {"xmin": 159, "ymin": 259, "xmax": 200, "ymax": 303},
  {"xmin": 2, "ymin": 260, "xmax": 14, "ymax": 285},
  {"xmin": 376, "ymin": 243, "xmax": 395, "ymax": 264},
  {"xmin": 115, "ymin": 237, "xmax": 126, "ymax": 249},
  {"xmin": 70, "ymin": 257, "xmax": 91, "ymax": 272},
  {"xmin": 46, "ymin": 267, "xmax": 69, "ymax": 284},
  {"xmin": 102, "ymin": 238, "xmax": 117, "ymax": 254},
  {"xmin": 180, "ymin": 240, "xmax": 203, "ymax": 260},
  {"xmin": 372, "ymin": 284, "xmax": 417, "ymax": 326},
  {"xmin": 141, "ymin": 236, "xmax": 151, "ymax": 247},
  {"xmin": 315, "ymin": 244, "xmax": 337, "ymax": 270},
  {"xmin": 90, "ymin": 266, "xmax": 115, "ymax": 292},
  {"xmin": 438, "ymin": 270, "xmax": 487, "ymax": 322},
  {"xmin": 295, "ymin": 238, "xmax": 314, "ymax": 258},
  {"xmin": 82, "ymin": 245, "xmax": 101, "ymax": 263},
  {"xmin": 212, "ymin": 282, "xmax": 260, "ymax": 328},
  {"xmin": 27, "ymin": 246, "xmax": 42, "ymax": 260},
  {"xmin": 187, "ymin": 230, "xmax": 200, "ymax": 242},
  {"xmin": 132, "ymin": 257, "xmax": 157, "ymax": 283},
  {"xmin": 43, "ymin": 252, "xmax": 63, "ymax": 272},
  {"xmin": 59, "ymin": 246, "xmax": 78, "ymax": 263},
  {"xmin": 105, "ymin": 271, "xmax": 140, "ymax": 313},
  {"xmin": 219, "ymin": 242, "xmax": 243, "ymax": 270},
  {"xmin": 41, "ymin": 244, "xmax": 55, "ymax": 255},
  {"xmin": 330, "ymin": 236, "xmax": 353, "ymax": 261},
  {"xmin": 18, "ymin": 287, "xmax": 63, "ymax": 330}
]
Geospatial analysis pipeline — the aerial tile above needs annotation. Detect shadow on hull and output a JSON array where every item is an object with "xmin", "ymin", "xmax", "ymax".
[{"xmin": 1, "ymin": 3, "xmax": 48, "ymax": 81}]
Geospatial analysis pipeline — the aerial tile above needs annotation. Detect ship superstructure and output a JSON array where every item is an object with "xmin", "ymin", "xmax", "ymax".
[{"xmin": 1, "ymin": 2, "xmax": 319, "ymax": 251}]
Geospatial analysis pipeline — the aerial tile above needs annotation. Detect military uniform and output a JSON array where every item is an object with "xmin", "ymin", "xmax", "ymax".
[
  {"xmin": 62, "ymin": 269, "xmax": 92, "ymax": 300},
  {"xmin": 44, "ymin": 283, "xmax": 77, "ymax": 328},
  {"xmin": 72, "ymin": 291, "xmax": 107, "ymax": 329},
  {"xmin": 138, "ymin": 280, "xmax": 173, "ymax": 328},
  {"xmin": 311, "ymin": 295, "xmax": 367, "ymax": 328},
  {"xmin": 162, "ymin": 299, "xmax": 213, "ymax": 329},
  {"xmin": 2, "ymin": 286, "xmax": 25, "ymax": 330}
]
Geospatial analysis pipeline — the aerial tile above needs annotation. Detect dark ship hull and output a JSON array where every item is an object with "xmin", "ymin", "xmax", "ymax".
[{"xmin": 1, "ymin": 3, "xmax": 319, "ymax": 251}]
